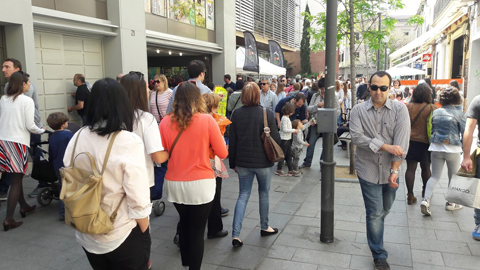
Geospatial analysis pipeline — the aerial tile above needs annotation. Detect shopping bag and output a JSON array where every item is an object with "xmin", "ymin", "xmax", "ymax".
[{"xmin": 445, "ymin": 174, "xmax": 480, "ymax": 209}]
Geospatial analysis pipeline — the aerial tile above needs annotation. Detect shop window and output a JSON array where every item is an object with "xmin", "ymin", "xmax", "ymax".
[{"xmin": 146, "ymin": 0, "xmax": 214, "ymax": 30}]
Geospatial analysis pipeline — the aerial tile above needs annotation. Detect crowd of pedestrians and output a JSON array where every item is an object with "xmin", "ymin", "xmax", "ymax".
[{"xmin": 2, "ymin": 55, "xmax": 480, "ymax": 270}]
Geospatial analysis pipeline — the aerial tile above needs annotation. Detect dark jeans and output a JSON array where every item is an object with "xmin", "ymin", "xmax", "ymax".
[
  {"xmin": 207, "ymin": 177, "xmax": 223, "ymax": 236},
  {"xmin": 358, "ymin": 177, "xmax": 398, "ymax": 259},
  {"xmin": 56, "ymin": 170, "xmax": 64, "ymax": 217},
  {"xmin": 277, "ymin": 139, "xmax": 293, "ymax": 171},
  {"xmin": 474, "ymin": 156, "xmax": 480, "ymax": 225},
  {"xmin": 303, "ymin": 126, "xmax": 322, "ymax": 167},
  {"xmin": 174, "ymin": 201, "xmax": 212, "ymax": 270},
  {"xmin": 84, "ymin": 225, "xmax": 151, "ymax": 270},
  {"xmin": 337, "ymin": 126, "xmax": 349, "ymax": 147},
  {"xmin": 290, "ymin": 147, "xmax": 302, "ymax": 171}
]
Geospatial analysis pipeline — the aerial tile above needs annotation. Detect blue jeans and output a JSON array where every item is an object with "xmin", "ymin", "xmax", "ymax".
[
  {"xmin": 359, "ymin": 177, "xmax": 398, "ymax": 259},
  {"xmin": 303, "ymin": 126, "xmax": 322, "ymax": 167},
  {"xmin": 232, "ymin": 166, "xmax": 274, "ymax": 238},
  {"xmin": 474, "ymin": 209, "xmax": 480, "ymax": 226}
]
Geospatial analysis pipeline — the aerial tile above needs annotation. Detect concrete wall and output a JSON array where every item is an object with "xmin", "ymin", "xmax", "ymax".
[
  {"xmin": 0, "ymin": 0, "xmax": 37, "ymax": 81},
  {"xmin": 212, "ymin": 0, "xmax": 236, "ymax": 85},
  {"xmin": 32, "ymin": 0, "xmax": 107, "ymax": 20}
]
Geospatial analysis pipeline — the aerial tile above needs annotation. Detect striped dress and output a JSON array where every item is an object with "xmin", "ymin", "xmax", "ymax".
[{"xmin": 149, "ymin": 89, "xmax": 173, "ymax": 123}]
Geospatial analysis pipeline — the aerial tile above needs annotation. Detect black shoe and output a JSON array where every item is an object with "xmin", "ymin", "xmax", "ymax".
[
  {"xmin": 207, "ymin": 230, "xmax": 229, "ymax": 239},
  {"xmin": 221, "ymin": 207, "xmax": 229, "ymax": 217},
  {"xmin": 173, "ymin": 233, "xmax": 180, "ymax": 248},
  {"xmin": 299, "ymin": 164, "xmax": 310, "ymax": 169},
  {"xmin": 373, "ymin": 259, "xmax": 390, "ymax": 270},
  {"xmin": 260, "ymin": 228, "xmax": 279, "ymax": 237},
  {"xmin": 58, "ymin": 215, "xmax": 65, "ymax": 222},
  {"xmin": 232, "ymin": 238, "xmax": 243, "ymax": 247}
]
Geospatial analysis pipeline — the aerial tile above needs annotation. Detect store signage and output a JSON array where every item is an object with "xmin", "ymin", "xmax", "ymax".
[{"xmin": 422, "ymin": 54, "xmax": 432, "ymax": 62}]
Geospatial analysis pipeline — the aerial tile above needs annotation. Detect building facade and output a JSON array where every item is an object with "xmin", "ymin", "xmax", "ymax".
[{"xmin": 0, "ymin": 0, "xmax": 235, "ymax": 124}]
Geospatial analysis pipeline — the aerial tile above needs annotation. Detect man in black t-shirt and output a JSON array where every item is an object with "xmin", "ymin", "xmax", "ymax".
[{"xmin": 68, "ymin": 74, "xmax": 90, "ymax": 126}]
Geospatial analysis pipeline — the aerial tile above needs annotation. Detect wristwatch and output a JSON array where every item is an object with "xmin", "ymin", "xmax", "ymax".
[{"xmin": 390, "ymin": 168, "xmax": 399, "ymax": 174}]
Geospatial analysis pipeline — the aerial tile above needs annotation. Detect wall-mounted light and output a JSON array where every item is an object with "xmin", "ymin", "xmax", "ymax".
[
  {"xmin": 168, "ymin": 51, "xmax": 172, "ymax": 55},
  {"xmin": 156, "ymin": 49, "xmax": 160, "ymax": 54},
  {"xmin": 179, "ymin": 52, "xmax": 183, "ymax": 56}
]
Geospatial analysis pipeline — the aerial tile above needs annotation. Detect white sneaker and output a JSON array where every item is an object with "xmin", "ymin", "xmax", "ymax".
[
  {"xmin": 421, "ymin": 199, "xmax": 431, "ymax": 216},
  {"xmin": 445, "ymin": 202, "xmax": 463, "ymax": 211}
]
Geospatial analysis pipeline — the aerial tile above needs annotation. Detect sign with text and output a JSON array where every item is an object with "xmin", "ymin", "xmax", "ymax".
[{"xmin": 422, "ymin": 54, "xmax": 432, "ymax": 62}]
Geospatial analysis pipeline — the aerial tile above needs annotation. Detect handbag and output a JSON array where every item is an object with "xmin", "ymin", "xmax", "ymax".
[
  {"xmin": 155, "ymin": 92, "xmax": 163, "ymax": 123},
  {"xmin": 60, "ymin": 128, "xmax": 124, "ymax": 234},
  {"xmin": 261, "ymin": 107, "xmax": 284, "ymax": 162},
  {"xmin": 445, "ymin": 149, "xmax": 480, "ymax": 209},
  {"xmin": 427, "ymin": 104, "xmax": 433, "ymax": 142}
]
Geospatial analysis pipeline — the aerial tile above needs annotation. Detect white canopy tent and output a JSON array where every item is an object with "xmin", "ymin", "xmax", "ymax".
[
  {"xmin": 386, "ymin": 66, "xmax": 425, "ymax": 78},
  {"xmin": 236, "ymin": 47, "xmax": 286, "ymax": 76}
]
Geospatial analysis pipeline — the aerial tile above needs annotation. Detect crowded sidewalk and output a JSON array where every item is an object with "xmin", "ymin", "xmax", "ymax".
[{"xmin": 0, "ymin": 141, "xmax": 479, "ymax": 270}]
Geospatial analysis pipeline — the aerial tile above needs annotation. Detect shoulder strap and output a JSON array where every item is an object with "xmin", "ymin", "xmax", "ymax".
[
  {"xmin": 70, "ymin": 127, "xmax": 86, "ymax": 166},
  {"xmin": 155, "ymin": 92, "xmax": 162, "ymax": 121},
  {"xmin": 170, "ymin": 129, "xmax": 184, "ymax": 155},
  {"xmin": 263, "ymin": 107, "xmax": 271, "ymax": 138},
  {"xmin": 411, "ymin": 103, "xmax": 429, "ymax": 127},
  {"xmin": 100, "ymin": 131, "xmax": 120, "ymax": 175},
  {"xmin": 233, "ymin": 95, "xmax": 241, "ymax": 109}
]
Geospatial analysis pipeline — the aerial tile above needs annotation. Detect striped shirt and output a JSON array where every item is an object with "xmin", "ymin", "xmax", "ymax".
[
  {"xmin": 149, "ymin": 89, "xmax": 173, "ymax": 123},
  {"xmin": 350, "ymin": 98, "xmax": 410, "ymax": 185}
]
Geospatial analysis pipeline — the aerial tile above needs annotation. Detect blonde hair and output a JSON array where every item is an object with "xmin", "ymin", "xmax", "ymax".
[
  {"xmin": 202, "ymin": 93, "xmax": 221, "ymax": 113},
  {"xmin": 153, "ymin": 74, "xmax": 169, "ymax": 91}
]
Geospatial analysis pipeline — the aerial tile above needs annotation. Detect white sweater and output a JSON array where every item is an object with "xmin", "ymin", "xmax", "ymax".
[
  {"xmin": 279, "ymin": 115, "xmax": 296, "ymax": 140},
  {"xmin": 0, "ymin": 95, "xmax": 44, "ymax": 146}
]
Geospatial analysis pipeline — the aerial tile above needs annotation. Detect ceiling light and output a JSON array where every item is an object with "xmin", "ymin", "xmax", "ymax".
[
  {"xmin": 179, "ymin": 52, "xmax": 183, "ymax": 56},
  {"xmin": 168, "ymin": 51, "xmax": 172, "ymax": 55},
  {"xmin": 156, "ymin": 49, "xmax": 160, "ymax": 53}
]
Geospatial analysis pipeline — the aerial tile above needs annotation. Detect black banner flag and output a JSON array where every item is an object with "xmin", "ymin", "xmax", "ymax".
[
  {"xmin": 243, "ymin": 31, "xmax": 259, "ymax": 73},
  {"xmin": 268, "ymin": 40, "xmax": 284, "ymax": 67}
]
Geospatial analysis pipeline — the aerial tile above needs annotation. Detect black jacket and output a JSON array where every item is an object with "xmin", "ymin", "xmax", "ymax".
[{"xmin": 229, "ymin": 106, "xmax": 281, "ymax": 168}]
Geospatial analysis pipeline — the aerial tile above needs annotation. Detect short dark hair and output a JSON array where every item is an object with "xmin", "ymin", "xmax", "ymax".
[
  {"xmin": 75, "ymin": 74, "xmax": 86, "ymax": 83},
  {"xmin": 86, "ymin": 78, "xmax": 134, "ymax": 136},
  {"xmin": 282, "ymin": 102, "xmax": 295, "ymax": 115},
  {"xmin": 439, "ymin": 86, "xmax": 461, "ymax": 106},
  {"xmin": 120, "ymin": 72, "xmax": 149, "ymax": 114},
  {"xmin": 393, "ymin": 79, "xmax": 401, "ymax": 86},
  {"xmin": 4, "ymin": 58, "xmax": 22, "ymax": 71},
  {"xmin": 411, "ymin": 83, "xmax": 432, "ymax": 104},
  {"xmin": 47, "ymin": 112, "xmax": 69, "ymax": 130},
  {"xmin": 241, "ymin": 82, "xmax": 260, "ymax": 106},
  {"xmin": 187, "ymin": 60, "xmax": 206, "ymax": 79},
  {"xmin": 6, "ymin": 71, "xmax": 29, "ymax": 101},
  {"xmin": 291, "ymin": 119, "xmax": 301, "ymax": 129},
  {"xmin": 369, "ymin": 71, "xmax": 392, "ymax": 87},
  {"xmin": 294, "ymin": 92, "xmax": 306, "ymax": 102},
  {"xmin": 207, "ymin": 82, "xmax": 215, "ymax": 91},
  {"xmin": 224, "ymin": 74, "xmax": 231, "ymax": 80}
]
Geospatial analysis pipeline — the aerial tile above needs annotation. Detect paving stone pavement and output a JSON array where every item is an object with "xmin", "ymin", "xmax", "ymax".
[{"xmin": 0, "ymin": 139, "xmax": 479, "ymax": 269}]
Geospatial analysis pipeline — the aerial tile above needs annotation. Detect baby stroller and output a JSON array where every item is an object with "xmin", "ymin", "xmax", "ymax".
[
  {"xmin": 151, "ymin": 163, "xmax": 166, "ymax": 216},
  {"xmin": 32, "ymin": 123, "xmax": 81, "ymax": 206}
]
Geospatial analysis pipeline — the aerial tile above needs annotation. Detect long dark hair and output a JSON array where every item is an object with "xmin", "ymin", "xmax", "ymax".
[
  {"xmin": 6, "ymin": 71, "xmax": 29, "ymax": 101},
  {"xmin": 411, "ymin": 83, "xmax": 432, "ymax": 104},
  {"xmin": 120, "ymin": 72, "xmax": 149, "ymax": 114},
  {"xmin": 86, "ymin": 78, "xmax": 134, "ymax": 136},
  {"xmin": 171, "ymin": 82, "xmax": 207, "ymax": 131}
]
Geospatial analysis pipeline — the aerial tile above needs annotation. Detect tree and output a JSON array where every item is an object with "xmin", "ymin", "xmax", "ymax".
[
  {"xmin": 301, "ymin": 3, "xmax": 312, "ymax": 75},
  {"xmin": 304, "ymin": 0, "xmax": 423, "ymax": 174}
]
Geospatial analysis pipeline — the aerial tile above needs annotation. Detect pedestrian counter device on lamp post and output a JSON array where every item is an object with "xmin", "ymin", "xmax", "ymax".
[{"xmin": 320, "ymin": 0, "xmax": 338, "ymax": 243}]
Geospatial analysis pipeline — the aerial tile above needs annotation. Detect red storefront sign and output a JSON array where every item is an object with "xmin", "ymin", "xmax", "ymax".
[{"xmin": 422, "ymin": 54, "xmax": 432, "ymax": 62}]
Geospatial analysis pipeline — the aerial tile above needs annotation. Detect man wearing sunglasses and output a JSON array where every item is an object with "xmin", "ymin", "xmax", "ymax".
[
  {"xmin": 166, "ymin": 60, "xmax": 211, "ymax": 113},
  {"xmin": 260, "ymin": 79, "xmax": 278, "ymax": 112},
  {"xmin": 350, "ymin": 71, "xmax": 410, "ymax": 270}
]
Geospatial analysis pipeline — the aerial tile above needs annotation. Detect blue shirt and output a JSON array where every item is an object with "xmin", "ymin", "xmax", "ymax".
[
  {"xmin": 275, "ymin": 96, "xmax": 307, "ymax": 121},
  {"xmin": 224, "ymin": 81, "xmax": 236, "ymax": 90},
  {"xmin": 48, "ymin": 130, "xmax": 73, "ymax": 172},
  {"xmin": 166, "ymin": 78, "xmax": 212, "ymax": 114}
]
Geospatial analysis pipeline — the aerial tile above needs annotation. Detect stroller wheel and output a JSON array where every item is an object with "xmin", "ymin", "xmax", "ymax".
[
  {"xmin": 37, "ymin": 187, "xmax": 53, "ymax": 206},
  {"xmin": 153, "ymin": 201, "xmax": 165, "ymax": 216}
]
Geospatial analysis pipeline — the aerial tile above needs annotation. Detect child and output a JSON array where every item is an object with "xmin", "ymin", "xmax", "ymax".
[
  {"xmin": 276, "ymin": 102, "xmax": 298, "ymax": 176},
  {"xmin": 46, "ymin": 112, "xmax": 73, "ymax": 221},
  {"xmin": 291, "ymin": 119, "xmax": 315, "ymax": 175}
]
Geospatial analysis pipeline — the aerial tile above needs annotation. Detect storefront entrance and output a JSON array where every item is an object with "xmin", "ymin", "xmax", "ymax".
[
  {"xmin": 147, "ymin": 47, "xmax": 212, "ymax": 87},
  {"xmin": 451, "ymin": 36, "xmax": 464, "ymax": 79}
]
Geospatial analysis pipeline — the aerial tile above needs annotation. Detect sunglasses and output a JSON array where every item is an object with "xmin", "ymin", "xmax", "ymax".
[
  {"xmin": 260, "ymin": 82, "xmax": 268, "ymax": 85},
  {"xmin": 154, "ymin": 80, "xmax": 162, "ymax": 84},
  {"xmin": 370, "ymin": 85, "xmax": 389, "ymax": 92}
]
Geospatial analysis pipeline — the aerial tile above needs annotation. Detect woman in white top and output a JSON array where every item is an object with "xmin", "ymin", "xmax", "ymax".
[
  {"xmin": 0, "ymin": 71, "xmax": 45, "ymax": 231},
  {"xmin": 335, "ymin": 80, "xmax": 344, "ymax": 126},
  {"xmin": 63, "ymin": 78, "xmax": 151, "ymax": 269},
  {"xmin": 149, "ymin": 74, "xmax": 173, "ymax": 124},
  {"xmin": 120, "ymin": 72, "xmax": 169, "ymax": 187}
]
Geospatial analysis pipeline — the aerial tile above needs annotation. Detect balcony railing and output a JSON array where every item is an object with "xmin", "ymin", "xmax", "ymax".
[{"xmin": 434, "ymin": 0, "xmax": 452, "ymax": 21}]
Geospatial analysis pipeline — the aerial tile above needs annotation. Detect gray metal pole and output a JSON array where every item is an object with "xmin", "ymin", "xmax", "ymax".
[
  {"xmin": 320, "ymin": 0, "xmax": 337, "ymax": 244},
  {"xmin": 377, "ymin": 12, "xmax": 381, "ymax": 71}
]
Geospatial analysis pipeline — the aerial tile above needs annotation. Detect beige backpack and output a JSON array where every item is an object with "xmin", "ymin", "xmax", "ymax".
[{"xmin": 60, "ymin": 128, "xmax": 124, "ymax": 234}]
